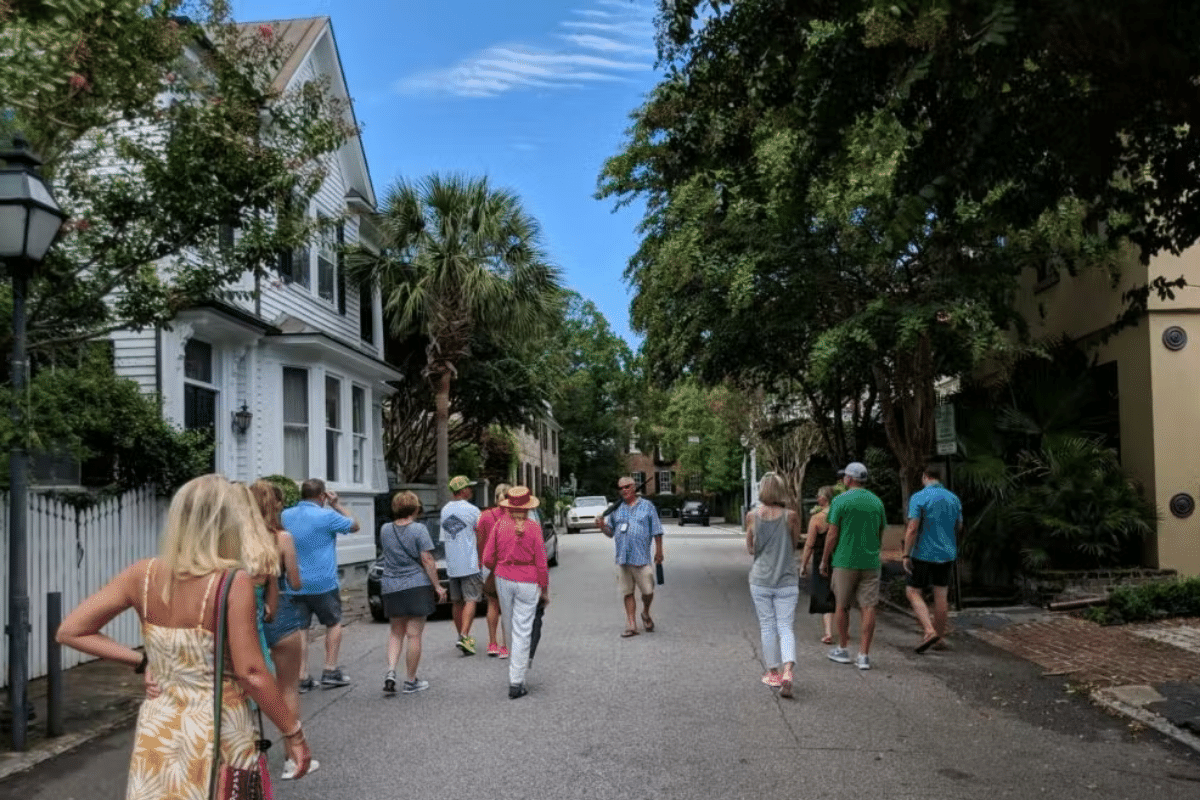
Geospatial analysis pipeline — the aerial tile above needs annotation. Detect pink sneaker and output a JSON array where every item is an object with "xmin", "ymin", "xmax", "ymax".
[
  {"xmin": 486, "ymin": 643, "xmax": 500, "ymax": 657},
  {"xmin": 498, "ymin": 646, "xmax": 510, "ymax": 660}
]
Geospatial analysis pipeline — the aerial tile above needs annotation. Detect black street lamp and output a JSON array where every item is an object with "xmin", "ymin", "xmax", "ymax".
[{"xmin": 0, "ymin": 135, "xmax": 65, "ymax": 751}]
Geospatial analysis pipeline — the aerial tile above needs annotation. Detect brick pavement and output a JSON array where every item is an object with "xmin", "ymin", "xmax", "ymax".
[{"xmin": 970, "ymin": 615, "xmax": 1200, "ymax": 687}]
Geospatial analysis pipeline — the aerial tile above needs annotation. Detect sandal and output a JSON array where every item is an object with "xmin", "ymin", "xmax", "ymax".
[
  {"xmin": 761, "ymin": 672, "xmax": 782, "ymax": 687},
  {"xmin": 821, "ymin": 635, "xmax": 834, "ymax": 645},
  {"xmin": 621, "ymin": 629, "xmax": 639, "ymax": 638},
  {"xmin": 780, "ymin": 673, "xmax": 793, "ymax": 698},
  {"xmin": 641, "ymin": 613, "xmax": 655, "ymax": 632}
]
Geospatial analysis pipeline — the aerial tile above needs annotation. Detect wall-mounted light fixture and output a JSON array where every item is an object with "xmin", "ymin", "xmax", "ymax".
[{"xmin": 232, "ymin": 403, "xmax": 253, "ymax": 434}]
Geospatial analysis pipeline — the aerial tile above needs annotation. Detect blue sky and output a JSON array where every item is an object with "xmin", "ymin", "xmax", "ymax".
[{"xmin": 233, "ymin": 0, "xmax": 662, "ymax": 344}]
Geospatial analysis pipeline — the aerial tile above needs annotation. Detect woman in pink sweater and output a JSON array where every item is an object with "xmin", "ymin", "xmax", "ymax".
[{"xmin": 481, "ymin": 486, "xmax": 550, "ymax": 699}]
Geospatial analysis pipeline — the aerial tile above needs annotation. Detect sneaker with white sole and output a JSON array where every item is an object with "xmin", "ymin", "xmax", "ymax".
[
  {"xmin": 827, "ymin": 646, "xmax": 852, "ymax": 664},
  {"xmin": 383, "ymin": 670, "xmax": 397, "ymax": 694},
  {"xmin": 281, "ymin": 757, "xmax": 321, "ymax": 780},
  {"xmin": 320, "ymin": 667, "xmax": 350, "ymax": 688},
  {"xmin": 856, "ymin": 653, "xmax": 871, "ymax": 670},
  {"xmin": 297, "ymin": 676, "xmax": 315, "ymax": 693},
  {"xmin": 402, "ymin": 678, "xmax": 429, "ymax": 693}
]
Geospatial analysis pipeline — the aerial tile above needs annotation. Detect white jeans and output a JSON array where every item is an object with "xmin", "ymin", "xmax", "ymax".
[
  {"xmin": 497, "ymin": 577, "xmax": 540, "ymax": 686},
  {"xmin": 750, "ymin": 583, "xmax": 799, "ymax": 669}
]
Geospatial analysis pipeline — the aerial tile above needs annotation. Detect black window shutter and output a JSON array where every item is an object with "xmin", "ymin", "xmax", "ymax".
[
  {"xmin": 277, "ymin": 248, "xmax": 293, "ymax": 282},
  {"xmin": 336, "ymin": 223, "xmax": 346, "ymax": 315}
]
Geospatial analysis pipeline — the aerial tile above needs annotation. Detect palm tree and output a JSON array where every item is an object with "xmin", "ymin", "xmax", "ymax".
[{"xmin": 350, "ymin": 174, "xmax": 563, "ymax": 506}]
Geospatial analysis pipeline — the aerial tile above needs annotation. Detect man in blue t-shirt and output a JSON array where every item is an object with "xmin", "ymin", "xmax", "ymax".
[
  {"xmin": 902, "ymin": 467, "xmax": 963, "ymax": 653},
  {"xmin": 282, "ymin": 478, "xmax": 360, "ymax": 690}
]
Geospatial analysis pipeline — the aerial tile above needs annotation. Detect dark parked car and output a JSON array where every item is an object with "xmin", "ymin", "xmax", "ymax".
[
  {"xmin": 368, "ymin": 507, "xmax": 559, "ymax": 622},
  {"xmin": 679, "ymin": 499, "xmax": 710, "ymax": 527}
]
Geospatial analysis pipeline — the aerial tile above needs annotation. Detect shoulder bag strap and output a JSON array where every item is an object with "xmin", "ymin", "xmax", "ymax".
[
  {"xmin": 391, "ymin": 522, "xmax": 421, "ymax": 563},
  {"xmin": 208, "ymin": 568, "xmax": 238, "ymax": 800}
]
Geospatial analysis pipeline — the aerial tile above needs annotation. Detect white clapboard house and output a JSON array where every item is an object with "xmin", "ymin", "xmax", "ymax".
[{"xmin": 111, "ymin": 17, "xmax": 398, "ymax": 569}]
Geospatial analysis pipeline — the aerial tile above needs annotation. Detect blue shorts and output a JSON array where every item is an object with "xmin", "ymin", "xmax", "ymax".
[
  {"xmin": 289, "ymin": 589, "xmax": 343, "ymax": 629},
  {"xmin": 263, "ymin": 593, "xmax": 307, "ymax": 648}
]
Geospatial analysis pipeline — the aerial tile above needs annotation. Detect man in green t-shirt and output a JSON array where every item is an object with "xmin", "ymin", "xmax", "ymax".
[{"xmin": 819, "ymin": 461, "xmax": 886, "ymax": 670}]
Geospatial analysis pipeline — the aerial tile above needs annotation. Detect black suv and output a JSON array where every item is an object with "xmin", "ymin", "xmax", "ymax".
[{"xmin": 679, "ymin": 499, "xmax": 710, "ymax": 527}]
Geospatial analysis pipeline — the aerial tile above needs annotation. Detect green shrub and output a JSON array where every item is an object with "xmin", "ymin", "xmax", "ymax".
[
  {"xmin": 261, "ymin": 474, "xmax": 300, "ymax": 508},
  {"xmin": 1085, "ymin": 576, "xmax": 1200, "ymax": 624}
]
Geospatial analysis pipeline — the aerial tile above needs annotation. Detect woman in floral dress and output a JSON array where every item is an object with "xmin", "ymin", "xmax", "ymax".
[{"xmin": 58, "ymin": 474, "xmax": 314, "ymax": 798}]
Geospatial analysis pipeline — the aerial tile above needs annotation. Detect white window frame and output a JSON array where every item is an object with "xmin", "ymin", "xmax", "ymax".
[
  {"xmin": 656, "ymin": 470, "xmax": 673, "ymax": 495},
  {"xmin": 316, "ymin": 217, "xmax": 337, "ymax": 305}
]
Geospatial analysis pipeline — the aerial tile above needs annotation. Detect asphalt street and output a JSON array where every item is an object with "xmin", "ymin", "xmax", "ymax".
[{"xmin": 6, "ymin": 523, "xmax": 1200, "ymax": 800}]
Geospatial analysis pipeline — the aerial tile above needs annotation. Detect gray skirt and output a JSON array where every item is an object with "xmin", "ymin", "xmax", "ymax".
[{"xmin": 383, "ymin": 586, "xmax": 435, "ymax": 618}]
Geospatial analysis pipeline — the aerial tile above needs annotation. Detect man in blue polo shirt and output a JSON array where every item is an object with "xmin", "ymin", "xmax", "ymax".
[
  {"xmin": 903, "ymin": 467, "xmax": 963, "ymax": 653},
  {"xmin": 283, "ymin": 478, "xmax": 360, "ymax": 690}
]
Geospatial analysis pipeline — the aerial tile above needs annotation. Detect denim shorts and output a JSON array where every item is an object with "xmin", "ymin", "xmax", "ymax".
[
  {"xmin": 263, "ymin": 593, "xmax": 307, "ymax": 648},
  {"xmin": 289, "ymin": 589, "xmax": 343, "ymax": 628}
]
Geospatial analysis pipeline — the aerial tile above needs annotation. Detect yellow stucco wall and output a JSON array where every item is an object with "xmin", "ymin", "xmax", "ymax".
[{"xmin": 1015, "ymin": 247, "xmax": 1200, "ymax": 576}]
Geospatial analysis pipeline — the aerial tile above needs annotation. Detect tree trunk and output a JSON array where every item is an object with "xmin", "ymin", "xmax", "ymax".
[
  {"xmin": 435, "ymin": 369, "xmax": 451, "ymax": 508},
  {"xmin": 874, "ymin": 332, "xmax": 936, "ymax": 514}
]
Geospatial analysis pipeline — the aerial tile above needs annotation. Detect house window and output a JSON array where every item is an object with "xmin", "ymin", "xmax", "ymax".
[
  {"xmin": 552, "ymin": 430, "xmax": 557, "ymax": 455},
  {"xmin": 282, "ymin": 367, "xmax": 309, "ymax": 480},
  {"xmin": 686, "ymin": 473, "xmax": 703, "ymax": 493},
  {"xmin": 317, "ymin": 218, "xmax": 337, "ymax": 305},
  {"xmin": 656, "ymin": 470, "xmax": 673, "ymax": 494},
  {"xmin": 184, "ymin": 339, "xmax": 217, "ymax": 473},
  {"xmin": 631, "ymin": 471, "xmax": 646, "ymax": 490},
  {"xmin": 351, "ymin": 385, "xmax": 366, "ymax": 483},
  {"xmin": 325, "ymin": 375, "xmax": 341, "ymax": 481}
]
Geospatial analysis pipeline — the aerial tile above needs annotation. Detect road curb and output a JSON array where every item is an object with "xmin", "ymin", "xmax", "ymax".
[
  {"xmin": 1092, "ymin": 687, "xmax": 1200, "ymax": 756},
  {"xmin": 0, "ymin": 706, "xmax": 140, "ymax": 782}
]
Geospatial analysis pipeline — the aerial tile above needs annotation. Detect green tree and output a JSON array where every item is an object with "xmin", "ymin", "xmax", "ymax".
[
  {"xmin": 349, "ymin": 174, "xmax": 563, "ymax": 506},
  {"xmin": 549, "ymin": 293, "xmax": 634, "ymax": 496},
  {"xmin": 0, "ymin": 0, "xmax": 355, "ymax": 361}
]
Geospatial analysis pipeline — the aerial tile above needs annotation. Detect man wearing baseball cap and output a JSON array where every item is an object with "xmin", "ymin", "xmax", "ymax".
[
  {"xmin": 442, "ymin": 475, "xmax": 483, "ymax": 654},
  {"xmin": 819, "ymin": 461, "xmax": 886, "ymax": 670}
]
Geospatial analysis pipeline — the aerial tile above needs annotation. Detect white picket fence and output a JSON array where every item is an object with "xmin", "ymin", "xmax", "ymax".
[{"xmin": 0, "ymin": 486, "xmax": 168, "ymax": 687}]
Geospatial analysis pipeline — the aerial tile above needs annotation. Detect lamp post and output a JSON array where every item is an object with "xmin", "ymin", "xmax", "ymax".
[{"xmin": 1, "ymin": 135, "xmax": 65, "ymax": 751}]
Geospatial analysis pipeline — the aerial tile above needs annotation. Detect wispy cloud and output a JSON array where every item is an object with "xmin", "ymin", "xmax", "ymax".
[{"xmin": 396, "ymin": 1, "xmax": 656, "ymax": 99}]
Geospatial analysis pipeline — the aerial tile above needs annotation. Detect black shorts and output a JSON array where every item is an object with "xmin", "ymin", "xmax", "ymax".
[
  {"xmin": 383, "ymin": 586, "xmax": 436, "ymax": 619},
  {"xmin": 906, "ymin": 558, "xmax": 953, "ymax": 589}
]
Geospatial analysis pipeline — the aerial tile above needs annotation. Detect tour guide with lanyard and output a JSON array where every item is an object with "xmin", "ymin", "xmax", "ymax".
[{"xmin": 600, "ymin": 477, "xmax": 662, "ymax": 585}]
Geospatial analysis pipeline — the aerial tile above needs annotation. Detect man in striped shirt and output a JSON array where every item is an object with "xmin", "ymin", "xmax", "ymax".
[{"xmin": 597, "ymin": 477, "xmax": 664, "ymax": 637}]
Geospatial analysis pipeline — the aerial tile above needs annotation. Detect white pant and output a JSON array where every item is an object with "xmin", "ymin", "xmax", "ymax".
[
  {"xmin": 750, "ymin": 583, "xmax": 799, "ymax": 668},
  {"xmin": 497, "ymin": 577, "xmax": 540, "ymax": 687}
]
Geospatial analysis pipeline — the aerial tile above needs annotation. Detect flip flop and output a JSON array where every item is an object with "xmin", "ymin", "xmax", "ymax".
[
  {"xmin": 779, "ymin": 675, "xmax": 793, "ymax": 699},
  {"xmin": 821, "ymin": 635, "xmax": 834, "ymax": 645},
  {"xmin": 621, "ymin": 629, "xmax": 639, "ymax": 638},
  {"xmin": 915, "ymin": 634, "xmax": 941, "ymax": 654},
  {"xmin": 641, "ymin": 613, "xmax": 655, "ymax": 632}
]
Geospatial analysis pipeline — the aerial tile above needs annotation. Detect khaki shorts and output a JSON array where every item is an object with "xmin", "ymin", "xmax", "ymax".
[
  {"xmin": 617, "ymin": 563, "xmax": 655, "ymax": 596},
  {"xmin": 831, "ymin": 567, "xmax": 881, "ymax": 609},
  {"xmin": 448, "ymin": 573, "xmax": 484, "ymax": 603}
]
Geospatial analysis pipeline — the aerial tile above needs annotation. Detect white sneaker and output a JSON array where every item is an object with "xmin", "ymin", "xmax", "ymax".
[
  {"xmin": 856, "ymin": 653, "xmax": 871, "ymax": 670},
  {"xmin": 281, "ymin": 757, "xmax": 321, "ymax": 779}
]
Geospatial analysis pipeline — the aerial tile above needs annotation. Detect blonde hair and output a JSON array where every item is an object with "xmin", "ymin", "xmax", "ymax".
[
  {"xmin": 249, "ymin": 479, "xmax": 285, "ymax": 533},
  {"xmin": 758, "ymin": 473, "xmax": 789, "ymax": 507},
  {"xmin": 158, "ymin": 474, "xmax": 247, "ymax": 602},
  {"xmin": 817, "ymin": 485, "xmax": 834, "ymax": 503},
  {"xmin": 232, "ymin": 482, "xmax": 281, "ymax": 580},
  {"xmin": 493, "ymin": 483, "xmax": 511, "ymax": 505},
  {"xmin": 391, "ymin": 490, "xmax": 421, "ymax": 518}
]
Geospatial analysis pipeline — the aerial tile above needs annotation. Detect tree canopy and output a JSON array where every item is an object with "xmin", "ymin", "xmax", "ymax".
[{"xmin": 0, "ymin": 0, "xmax": 355, "ymax": 360}]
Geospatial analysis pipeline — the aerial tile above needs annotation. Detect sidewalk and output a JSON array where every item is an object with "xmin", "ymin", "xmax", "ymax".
[{"xmin": 3, "ymin": 585, "xmax": 1199, "ymax": 782}]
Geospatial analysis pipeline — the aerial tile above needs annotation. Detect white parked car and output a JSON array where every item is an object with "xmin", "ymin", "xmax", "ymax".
[{"xmin": 566, "ymin": 495, "xmax": 611, "ymax": 533}]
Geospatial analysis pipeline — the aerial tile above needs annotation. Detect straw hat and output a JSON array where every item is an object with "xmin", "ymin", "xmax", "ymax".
[{"xmin": 499, "ymin": 485, "xmax": 539, "ymax": 510}]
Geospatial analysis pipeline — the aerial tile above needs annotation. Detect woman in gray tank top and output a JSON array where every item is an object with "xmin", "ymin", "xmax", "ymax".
[{"xmin": 746, "ymin": 473, "xmax": 802, "ymax": 697}]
